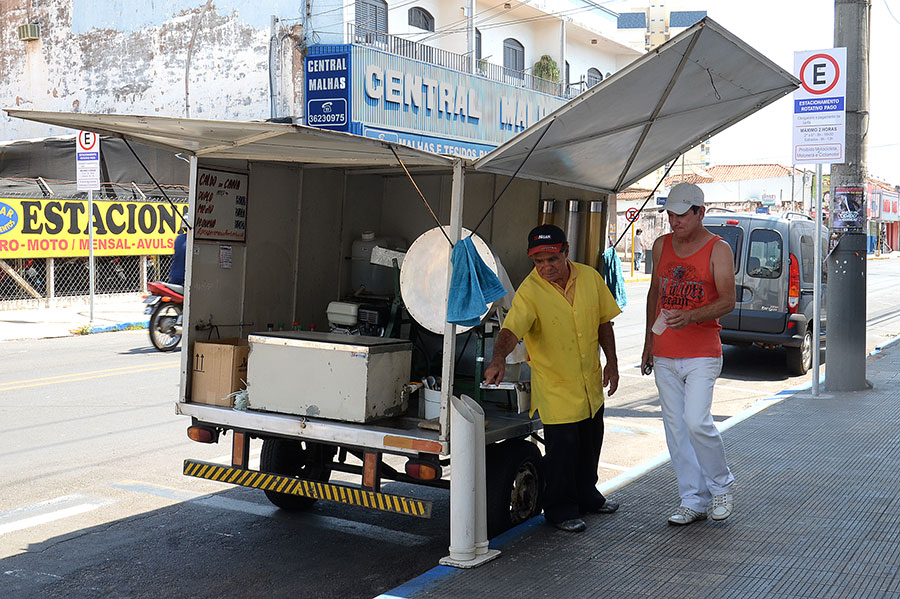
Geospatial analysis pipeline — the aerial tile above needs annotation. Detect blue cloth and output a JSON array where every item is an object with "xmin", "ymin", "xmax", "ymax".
[
  {"xmin": 601, "ymin": 247, "xmax": 627, "ymax": 310},
  {"xmin": 169, "ymin": 233, "xmax": 186, "ymax": 285},
  {"xmin": 446, "ymin": 237, "xmax": 507, "ymax": 326}
]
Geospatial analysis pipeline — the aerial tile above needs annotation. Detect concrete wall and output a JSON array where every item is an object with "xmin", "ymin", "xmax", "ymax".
[{"xmin": 1, "ymin": 0, "xmax": 296, "ymax": 140}]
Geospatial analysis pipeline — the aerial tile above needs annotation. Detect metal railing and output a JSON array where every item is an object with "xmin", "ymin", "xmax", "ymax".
[{"xmin": 348, "ymin": 24, "xmax": 568, "ymax": 98}]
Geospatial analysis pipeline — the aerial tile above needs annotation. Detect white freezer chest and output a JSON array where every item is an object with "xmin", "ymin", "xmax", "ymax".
[{"xmin": 246, "ymin": 331, "xmax": 412, "ymax": 423}]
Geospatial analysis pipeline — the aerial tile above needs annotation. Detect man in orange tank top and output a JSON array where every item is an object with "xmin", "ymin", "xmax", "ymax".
[{"xmin": 640, "ymin": 183, "xmax": 737, "ymax": 526}]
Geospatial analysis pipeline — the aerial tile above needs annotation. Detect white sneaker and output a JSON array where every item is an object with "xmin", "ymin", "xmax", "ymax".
[
  {"xmin": 667, "ymin": 506, "xmax": 707, "ymax": 526},
  {"xmin": 710, "ymin": 493, "xmax": 733, "ymax": 521}
]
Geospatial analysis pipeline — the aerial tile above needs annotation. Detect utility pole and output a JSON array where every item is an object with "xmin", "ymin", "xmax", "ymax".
[{"xmin": 827, "ymin": 0, "xmax": 870, "ymax": 391}]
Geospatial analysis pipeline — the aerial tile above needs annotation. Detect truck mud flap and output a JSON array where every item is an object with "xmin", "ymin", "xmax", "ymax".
[{"xmin": 183, "ymin": 459, "xmax": 432, "ymax": 518}]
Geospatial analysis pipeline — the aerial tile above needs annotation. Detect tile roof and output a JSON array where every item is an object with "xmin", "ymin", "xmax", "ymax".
[
  {"xmin": 616, "ymin": 187, "xmax": 656, "ymax": 201},
  {"xmin": 664, "ymin": 164, "xmax": 810, "ymax": 186}
]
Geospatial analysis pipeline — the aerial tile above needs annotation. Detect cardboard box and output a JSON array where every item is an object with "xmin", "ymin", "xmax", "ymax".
[{"xmin": 191, "ymin": 338, "xmax": 249, "ymax": 407}]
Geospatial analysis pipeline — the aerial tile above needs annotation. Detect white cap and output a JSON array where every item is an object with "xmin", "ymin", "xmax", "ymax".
[{"xmin": 660, "ymin": 182, "xmax": 704, "ymax": 215}]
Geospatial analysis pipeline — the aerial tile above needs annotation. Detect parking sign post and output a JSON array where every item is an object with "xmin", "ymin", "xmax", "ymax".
[{"xmin": 77, "ymin": 131, "xmax": 101, "ymax": 323}]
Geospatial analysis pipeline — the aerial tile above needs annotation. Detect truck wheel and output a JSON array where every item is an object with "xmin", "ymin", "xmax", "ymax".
[
  {"xmin": 260, "ymin": 438, "xmax": 334, "ymax": 511},
  {"xmin": 786, "ymin": 326, "xmax": 813, "ymax": 375},
  {"xmin": 485, "ymin": 439, "xmax": 544, "ymax": 539}
]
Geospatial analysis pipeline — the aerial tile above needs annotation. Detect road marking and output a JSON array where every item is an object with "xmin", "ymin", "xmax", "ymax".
[
  {"xmin": 0, "ymin": 495, "xmax": 111, "ymax": 536},
  {"xmin": 0, "ymin": 362, "xmax": 178, "ymax": 392},
  {"xmin": 113, "ymin": 481, "xmax": 429, "ymax": 546}
]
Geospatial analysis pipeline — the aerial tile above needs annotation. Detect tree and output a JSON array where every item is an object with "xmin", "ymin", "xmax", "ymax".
[{"xmin": 532, "ymin": 54, "xmax": 559, "ymax": 82}]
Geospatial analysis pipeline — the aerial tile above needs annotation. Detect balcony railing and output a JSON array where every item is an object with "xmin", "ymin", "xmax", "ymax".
[{"xmin": 348, "ymin": 24, "xmax": 568, "ymax": 98}]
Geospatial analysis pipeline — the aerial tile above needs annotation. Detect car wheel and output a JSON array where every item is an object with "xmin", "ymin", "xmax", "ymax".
[{"xmin": 787, "ymin": 326, "xmax": 813, "ymax": 375}]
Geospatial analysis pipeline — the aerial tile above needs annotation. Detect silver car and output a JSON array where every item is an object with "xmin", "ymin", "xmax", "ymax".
[{"xmin": 704, "ymin": 211, "xmax": 827, "ymax": 375}]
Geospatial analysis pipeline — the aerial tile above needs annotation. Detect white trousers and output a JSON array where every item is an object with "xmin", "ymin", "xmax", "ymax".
[{"xmin": 654, "ymin": 356, "xmax": 734, "ymax": 512}]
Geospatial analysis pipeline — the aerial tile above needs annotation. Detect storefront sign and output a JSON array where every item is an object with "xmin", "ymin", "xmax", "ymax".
[
  {"xmin": 306, "ymin": 53, "xmax": 351, "ymax": 131},
  {"xmin": 0, "ymin": 198, "xmax": 187, "ymax": 258},
  {"xmin": 305, "ymin": 44, "xmax": 566, "ymax": 157}
]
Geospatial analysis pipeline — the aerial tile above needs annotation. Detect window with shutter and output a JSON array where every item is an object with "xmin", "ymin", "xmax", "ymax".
[
  {"xmin": 356, "ymin": 0, "xmax": 388, "ymax": 36},
  {"xmin": 503, "ymin": 38, "xmax": 524, "ymax": 73},
  {"xmin": 408, "ymin": 7, "xmax": 435, "ymax": 31},
  {"xmin": 587, "ymin": 68, "xmax": 603, "ymax": 87}
]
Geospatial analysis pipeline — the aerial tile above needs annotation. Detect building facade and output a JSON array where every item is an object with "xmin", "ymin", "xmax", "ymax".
[{"xmin": 2, "ymin": 0, "xmax": 640, "ymax": 157}]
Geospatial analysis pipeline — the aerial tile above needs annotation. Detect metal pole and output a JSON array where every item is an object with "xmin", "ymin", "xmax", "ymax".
[
  {"xmin": 826, "ymin": 0, "xmax": 869, "ymax": 391},
  {"xmin": 566, "ymin": 200, "xmax": 581, "ymax": 262},
  {"xmin": 89, "ymin": 189, "xmax": 95, "ymax": 323},
  {"xmin": 467, "ymin": 0, "xmax": 475, "ymax": 74},
  {"xmin": 812, "ymin": 163, "xmax": 823, "ymax": 396},
  {"xmin": 630, "ymin": 224, "xmax": 635, "ymax": 277}
]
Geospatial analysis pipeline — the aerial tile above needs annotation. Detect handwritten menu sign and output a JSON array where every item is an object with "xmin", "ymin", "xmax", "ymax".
[{"xmin": 194, "ymin": 167, "xmax": 248, "ymax": 242}]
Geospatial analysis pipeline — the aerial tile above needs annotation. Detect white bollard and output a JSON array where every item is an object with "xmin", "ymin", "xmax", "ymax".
[
  {"xmin": 447, "ymin": 394, "xmax": 477, "ymax": 562},
  {"xmin": 440, "ymin": 394, "xmax": 500, "ymax": 568}
]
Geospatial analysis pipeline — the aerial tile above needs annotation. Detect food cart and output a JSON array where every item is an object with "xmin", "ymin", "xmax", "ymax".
[{"xmin": 8, "ymin": 18, "xmax": 799, "ymax": 567}]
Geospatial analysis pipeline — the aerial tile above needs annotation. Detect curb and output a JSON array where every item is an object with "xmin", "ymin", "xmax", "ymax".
[{"xmin": 85, "ymin": 320, "xmax": 150, "ymax": 335}]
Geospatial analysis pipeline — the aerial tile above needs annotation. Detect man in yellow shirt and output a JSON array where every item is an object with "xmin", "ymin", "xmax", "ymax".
[{"xmin": 485, "ymin": 224, "xmax": 621, "ymax": 533}]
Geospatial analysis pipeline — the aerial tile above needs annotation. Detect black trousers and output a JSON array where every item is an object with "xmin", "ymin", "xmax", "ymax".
[{"xmin": 542, "ymin": 405, "xmax": 606, "ymax": 523}]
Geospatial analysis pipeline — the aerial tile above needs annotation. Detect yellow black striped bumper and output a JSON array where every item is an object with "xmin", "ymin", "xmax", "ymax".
[{"xmin": 183, "ymin": 459, "xmax": 432, "ymax": 518}]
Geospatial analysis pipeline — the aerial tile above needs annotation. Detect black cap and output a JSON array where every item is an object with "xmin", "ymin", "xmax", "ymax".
[{"xmin": 527, "ymin": 224, "xmax": 567, "ymax": 256}]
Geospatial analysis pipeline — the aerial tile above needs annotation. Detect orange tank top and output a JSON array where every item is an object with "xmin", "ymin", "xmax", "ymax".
[{"xmin": 652, "ymin": 234, "xmax": 722, "ymax": 358}]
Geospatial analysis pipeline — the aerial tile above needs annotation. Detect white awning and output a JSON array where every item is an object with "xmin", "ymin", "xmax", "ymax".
[
  {"xmin": 1, "ymin": 111, "xmax": 455, "ymax": 169},
  {"xmin": 473, "ymin": 18, "xmax": 801, "ymax": 194}
]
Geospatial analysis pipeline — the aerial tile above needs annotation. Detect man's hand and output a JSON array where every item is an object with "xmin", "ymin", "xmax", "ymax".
[
  {"xmin": 664, "ymin": 309, "xmax": 692, "ymax": 330},
  {"xmin": 484, "ymin": 359, "xmax": 506, "ymax": 386},
  {"xmin": 640, "ymin": 343, "xmax": 654, "ymax": 376},
  {"xmin": 603, "ymin": 360, "xmax": 619, "ymax": 396}
]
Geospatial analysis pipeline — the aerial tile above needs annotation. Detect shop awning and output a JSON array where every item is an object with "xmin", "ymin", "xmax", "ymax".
[
  {"xmin": 1, "ymin": 111, "xmax": 455, "ymax": 169},
  {"xmin": 473, "ymin": 17, "xmax": 801, "ymax": 194}
]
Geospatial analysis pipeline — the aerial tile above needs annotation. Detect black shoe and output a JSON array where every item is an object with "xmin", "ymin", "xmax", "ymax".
[
  {"xmin": 585, "ymin": 499, "xmax": 620, "ymax": 514},
  {"xmin": 551, "ymin": 518, "xmax": 587, "ymax": 533}
]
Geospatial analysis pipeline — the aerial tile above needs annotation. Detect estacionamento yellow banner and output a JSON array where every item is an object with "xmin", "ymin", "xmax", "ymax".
[{"xmin": 0, "ymin": 198, "xmax": 188, "ymax": 258}]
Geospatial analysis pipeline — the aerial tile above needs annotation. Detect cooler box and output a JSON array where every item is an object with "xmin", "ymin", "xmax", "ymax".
[{"xmin": 246, "ymin": 331, "xmax": 412, "ymax": 422}]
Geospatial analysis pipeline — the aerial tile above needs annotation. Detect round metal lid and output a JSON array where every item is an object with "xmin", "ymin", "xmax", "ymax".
[{"xmin": 400, "ymin": 227, "xmax": 502, "ymax": 335}]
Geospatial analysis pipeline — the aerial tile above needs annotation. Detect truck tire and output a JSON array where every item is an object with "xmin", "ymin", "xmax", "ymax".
[
  {"xmin": 786, "ymin": 326, "xmax": 813, "ymax": 375},
  {"xmin": 260, "ymin": 438, "xmax": 334, "ymax": 511},
  {"xmin": 485, "ymin": 439, "xmax": 544, "ymax": 539}
]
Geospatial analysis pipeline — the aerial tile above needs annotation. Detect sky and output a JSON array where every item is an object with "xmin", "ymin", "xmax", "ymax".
[{"xmin": 607, "ymin": 0, "xmax": 900, "ymax": 184}]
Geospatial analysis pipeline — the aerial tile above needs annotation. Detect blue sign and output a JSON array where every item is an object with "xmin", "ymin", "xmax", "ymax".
[
  {"xmin": 0, "ymin": 201, "xmax": 19, "ymax": 235},
  {"xmin": 358, "ymin": 125, "xmax": 496, "ymax": 160},
  {"xmin": 305, "ymin": 51, "xmax": 351, "ymax": 131},
  {"xmin": 756, "ymin": 206, "xmax": 769, "ymax": 214},
  {"xmin": 794, "ymin": 97, "xmax": 844, "ymax": 113},
  {"xmin": 656, "ymin": 196, "xmax": 667, "ymax": 206}
]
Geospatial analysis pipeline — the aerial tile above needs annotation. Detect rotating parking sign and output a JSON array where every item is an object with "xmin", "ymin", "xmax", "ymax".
[
  {"xmin": 76, "ymin": 130, "xmax": 101, "ymax": 191},
  {"xmin": 792, "ymin": 48, "xmax": 846, "ymax": 164}
]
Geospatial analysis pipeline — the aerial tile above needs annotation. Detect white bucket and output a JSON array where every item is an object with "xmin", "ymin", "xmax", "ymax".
[{"xmin": 423, "ymin": 388, "xmax": 441, "ymax": 419}]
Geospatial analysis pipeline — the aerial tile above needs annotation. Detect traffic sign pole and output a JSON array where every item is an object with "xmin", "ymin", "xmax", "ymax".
[{"xmin": 76, "ymin": 131, "xmax": 101, "ymax": 324}]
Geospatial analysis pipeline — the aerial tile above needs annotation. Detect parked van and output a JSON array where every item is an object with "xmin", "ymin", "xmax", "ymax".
[{"xmin": 703, "ymin": 211, "xmax": 826, "ymax": 375}]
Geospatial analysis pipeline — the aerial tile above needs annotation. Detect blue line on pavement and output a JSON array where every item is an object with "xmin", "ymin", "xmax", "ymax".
[{"xmin": 89, "ymin": 320, "xmax": 149, "ymax": 334}]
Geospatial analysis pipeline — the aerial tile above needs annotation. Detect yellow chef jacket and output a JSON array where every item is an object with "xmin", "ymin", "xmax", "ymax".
[{"xmin": 502, "ymin": 261, "xmax": 621, "ymax": 425}]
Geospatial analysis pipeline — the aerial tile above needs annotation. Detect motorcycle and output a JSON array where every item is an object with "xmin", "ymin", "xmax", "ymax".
[{"xmin": 144, "ymin": 281, "xmax": 184, "ymax": 351}]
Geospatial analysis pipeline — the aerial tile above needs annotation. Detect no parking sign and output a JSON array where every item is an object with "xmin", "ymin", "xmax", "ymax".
[{"xmin": 792, "ymin": 48, "xmax": 846, "ymax": 164}]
